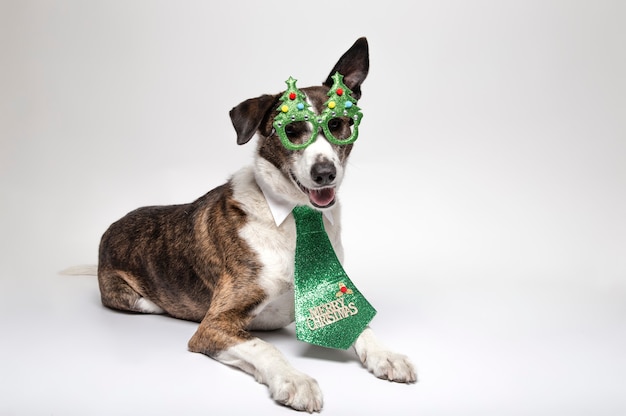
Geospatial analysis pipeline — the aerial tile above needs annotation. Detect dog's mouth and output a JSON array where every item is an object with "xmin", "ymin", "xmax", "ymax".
[{"xmin": 291, "ymin": 173, "xmax": 336, "ymax": 208}]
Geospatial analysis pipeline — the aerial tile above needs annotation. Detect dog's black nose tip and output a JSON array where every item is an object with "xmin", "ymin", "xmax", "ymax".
[{"xmin": 311, "ymin": 161, "xmax": 337, "ymax": 186}]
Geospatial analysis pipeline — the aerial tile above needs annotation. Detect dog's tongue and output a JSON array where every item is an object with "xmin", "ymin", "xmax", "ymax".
[{"xmin": 309, "ymin": 187, "xmax": 336, "ymax": 208}]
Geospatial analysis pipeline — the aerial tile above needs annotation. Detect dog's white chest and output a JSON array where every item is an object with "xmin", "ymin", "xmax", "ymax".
[
  {"xmin": 240, "ymin": 215, "xmax": 297, "ymax": 330},
  {"xmin": 231, "ymin": 168, "xmax": 296, "ymax": 329}
]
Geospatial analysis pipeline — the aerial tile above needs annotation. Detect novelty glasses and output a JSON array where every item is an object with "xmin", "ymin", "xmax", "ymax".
[{"xmin": 273, "ymin": 72, "xmax": 363, "ymax": 151}]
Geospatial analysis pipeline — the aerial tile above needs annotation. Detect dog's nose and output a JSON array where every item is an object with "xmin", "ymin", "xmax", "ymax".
[{"xmin": 311, "ymin": 161, "xmax": 337, "ymax": 186}]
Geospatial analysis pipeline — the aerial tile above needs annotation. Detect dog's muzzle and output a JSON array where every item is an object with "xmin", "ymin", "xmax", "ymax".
[{"xmin": 291, "ymin": 167, "xmax": 337, "ymax": 209}]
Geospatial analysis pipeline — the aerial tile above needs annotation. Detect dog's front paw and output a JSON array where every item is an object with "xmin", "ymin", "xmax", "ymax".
[
  {"xmin": 268, "ymin": 371, "xmax": 323, "ymax": 413},
  {"xmin": 360, "ymin": 349, "xmax": 417, "ymax": 383}
]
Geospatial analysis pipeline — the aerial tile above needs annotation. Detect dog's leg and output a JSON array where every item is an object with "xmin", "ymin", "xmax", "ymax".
[
  {"xmin": 189, "ymin": 318, "xmax": 323, "ymax": 412},
  {"xmin": 98, "ymin": 269, "xmax": 164, "ymax": 314},
  {"xmin": 353, "ymin": 327, "xmax": 417, "ymax": 383},
  {"xmin": 219, "ymin": 339, "xmax": 323, "ymax": 413}
]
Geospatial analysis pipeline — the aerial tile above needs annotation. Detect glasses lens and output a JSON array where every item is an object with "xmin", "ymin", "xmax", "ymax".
[
  {"xmin": 277, "ymin": 120, "xmax": 317, "ymax": 150},
  {"xmin": 323, "ymin": 114, "xmax": 361, "ymax": 144}
]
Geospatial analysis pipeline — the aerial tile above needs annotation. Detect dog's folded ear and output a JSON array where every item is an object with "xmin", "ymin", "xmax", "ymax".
[
  {"xmin": 324, "ymin": 37, "xmax": 369, "ymax": 100},
  {"xmin": 231, "ymin": 38, "xmax": 368, "ymax": 145},
  {"xmin": 230, "ymin": 94, "xmax": 277, "ymax": 145}
]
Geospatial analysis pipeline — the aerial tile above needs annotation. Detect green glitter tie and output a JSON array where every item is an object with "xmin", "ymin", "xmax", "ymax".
[{"xmin": 292, "ymin": 205, "xmax": 376, "ymax": 349}]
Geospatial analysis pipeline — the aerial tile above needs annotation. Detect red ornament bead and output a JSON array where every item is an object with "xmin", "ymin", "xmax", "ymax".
[
  {"xmin": 336, "ymin": 88, "xmax": 343, "ymax": 96},
  {"xmin": 289, "ymin": 92, "xmax": 296, "ymax": 100},
  {"xmin": 340, "ymin": 286, "xmax": 347, "ymax": 293}
]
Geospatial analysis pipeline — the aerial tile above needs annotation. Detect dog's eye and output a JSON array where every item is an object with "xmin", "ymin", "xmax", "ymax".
[
  {"xmin": 285, "ymin": 124, "xmax": 296, "ymax": 138},
  {"xmin": 328, "ymin": 118, "xmax": 342, "ymax": 132},
  {"xmin": 283, "ymin": 121, "xmax": 313, "ymax": 145}
]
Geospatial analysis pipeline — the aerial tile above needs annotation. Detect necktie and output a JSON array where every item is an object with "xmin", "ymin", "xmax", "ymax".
[{"xmin": 292, "ymin": 205, "xmax": 376, "ymax": 349}]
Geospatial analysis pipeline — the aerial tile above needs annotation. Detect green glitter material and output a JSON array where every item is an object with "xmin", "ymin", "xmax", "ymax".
[{"xmin": 292, "ymin": 205, "xmax": 376, "ymax": 349}]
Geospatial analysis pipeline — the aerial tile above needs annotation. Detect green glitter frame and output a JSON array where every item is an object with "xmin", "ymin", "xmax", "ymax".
[{"xmin": 273, "ymin": 72, "xmax": 363, "ymax": 151}]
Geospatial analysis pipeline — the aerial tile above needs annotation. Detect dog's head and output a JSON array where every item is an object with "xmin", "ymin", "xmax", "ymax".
[{"xmin": 230, "ymin": 38, "xmax": 369, "ymax": 210}]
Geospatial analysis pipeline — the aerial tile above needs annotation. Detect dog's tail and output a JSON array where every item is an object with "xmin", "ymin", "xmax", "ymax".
[{"xmin": 59, "ymin": 264, "xmax": 98, "ymax": 276}]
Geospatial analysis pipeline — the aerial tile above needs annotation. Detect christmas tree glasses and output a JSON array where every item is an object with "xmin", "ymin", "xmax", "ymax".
[{"xmin": 273, "ymin": 72, "xmax": 363, "ymax": 151}]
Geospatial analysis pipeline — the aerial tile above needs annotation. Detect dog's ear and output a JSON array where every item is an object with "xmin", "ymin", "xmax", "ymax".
[
  {"xmin": 324, "ymin": 37, "xmax": 369, "ymax": 100},
  {"xmin": 229, "ymin": 94, "xmax": 277, "ymax": 145}
]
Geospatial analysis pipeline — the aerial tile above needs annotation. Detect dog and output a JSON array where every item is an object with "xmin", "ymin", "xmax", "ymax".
[{"xmin": 92, "ymin": 37, "xmax": 415, "ymax": 412}]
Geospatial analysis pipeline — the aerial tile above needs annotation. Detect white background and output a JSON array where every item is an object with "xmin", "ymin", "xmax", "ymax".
[{"xmin": 1, "ymin": 1, "xmax": 625, "ymax": 415}]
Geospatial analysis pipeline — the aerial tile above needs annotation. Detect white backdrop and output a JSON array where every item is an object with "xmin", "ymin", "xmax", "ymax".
[{"xmin": 1, "ymin": 1, "xmax": 625, "ymax": 415}]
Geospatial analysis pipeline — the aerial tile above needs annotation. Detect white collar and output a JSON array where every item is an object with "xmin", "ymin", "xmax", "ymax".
[{"xmin": 255, "ymin": 173, "xmax": 334, "ymax": 227}]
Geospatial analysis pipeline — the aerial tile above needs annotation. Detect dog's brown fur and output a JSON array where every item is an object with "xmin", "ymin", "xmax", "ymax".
[
  {"xmin": 95, "ymin": 38, "xmax": 415, "ymax": 412},
  {"xmin": 98, "ymin": 183, "xmax": 267, "ymax": 354}
]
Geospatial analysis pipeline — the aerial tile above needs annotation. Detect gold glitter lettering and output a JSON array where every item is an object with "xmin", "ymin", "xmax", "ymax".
[{"xmin": 304, "ymin": 296, "xmax": 360, "ymax": 331}]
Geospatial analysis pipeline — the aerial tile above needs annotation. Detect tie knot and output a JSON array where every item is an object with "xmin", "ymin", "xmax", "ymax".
[{"xmin": 292, "ymin": 205, "xmax": 325, "ymax": 234}]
